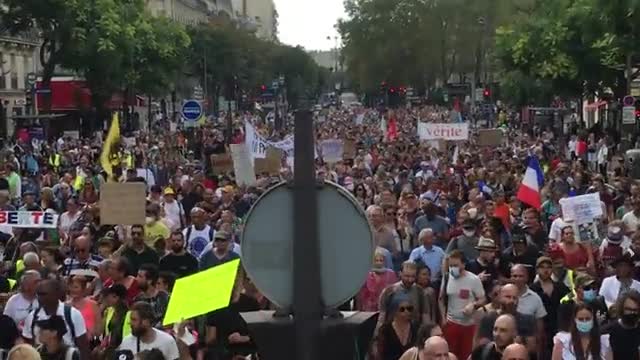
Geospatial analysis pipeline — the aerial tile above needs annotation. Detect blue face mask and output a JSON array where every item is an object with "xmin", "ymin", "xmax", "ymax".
[
  {"xmin": 576, "ymin": 319, "xmax": 593, "ymax": 333},
  {"xmin": 583, "ymin": 289, "xmax": 596, "ymax": 302},
  {"xmin": 449, "ymin": 266, "xmax": 460, "ymax": 278}
]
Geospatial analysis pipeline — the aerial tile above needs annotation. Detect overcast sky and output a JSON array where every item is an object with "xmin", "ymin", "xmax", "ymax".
[{"xmin": 274, "ymin": 0, "xmax": 345, "ymax": 51}]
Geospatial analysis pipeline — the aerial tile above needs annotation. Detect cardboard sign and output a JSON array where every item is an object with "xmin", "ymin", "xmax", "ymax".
[
  {"xmin": 559, "ymin": 193, "xmax": 603, "ymax": 225},
  {"xmin": 0, "ymin": 211, "xmax": 58, "ymax": 228},
  {"xmin": 321, "ymin": 139, "xmax": 344, "ymax": 163},
  {"xmin": 478, "ymin": 129, "xmax": 504, "ymax": 146},
  {"xmin": 100, "ymin": 183, "xmax": 146, "ymax": 225},
  {"xmin": 254, "ymin": 147, "xmax": 283, "ymax": 175},
  {"xmin": 343, "ymin": 140, "xmax": 357, "ymax": 159},
  {"xmin": 230, "ymin": 144, "xmax": 257, "ymax": 186},
  {"xmin": 210, "ymin": 153, "xmax": 233, "ymax": 175}
]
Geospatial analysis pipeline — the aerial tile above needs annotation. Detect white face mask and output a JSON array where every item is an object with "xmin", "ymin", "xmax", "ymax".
[
  {"xmin": 463, "ymin": 230, "xmax": 476, "ymax": 237},
  {"xmin": 145, "ymin": 216, "xmax": 155, "ymax": 225}
]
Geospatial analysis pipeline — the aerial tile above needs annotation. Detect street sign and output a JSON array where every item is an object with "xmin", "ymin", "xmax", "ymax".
[
  {"xmin": 241, "ymin": 181, "xmax": 374, "ymax": 309},
  {"xmin": 623, "ymin": 106, "xmax": 636, "ymax": 124},
  {"xmin": 624, "ymin": 95, "xmax": 636, "ymax": 107},
  {"xmin": 181, "ymin": 100, "xmax": 202, "ymax": 122}
]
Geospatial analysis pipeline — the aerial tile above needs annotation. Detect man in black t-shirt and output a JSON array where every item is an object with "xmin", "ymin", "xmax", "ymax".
[
  {"xmin": 475, "ymin": 284, "xmax": 536, "ymax": 353},
  {"xmin": 606, "ymin": 290, "xmax": 640, "ymax": 360},
  {"xmin": 159, "ymin": 231, "xmax": 199, "ymax": 278},
  {"xmin": 0, "ymin": 313, "xmax": 19, "ymax": 355},
  {"xmin": 471, "ymin": 314, "xmax": 517, "ymax": 360},
  {"xmin": 466, "ymin": 237, "xmax": 499, "ymax": 293}
]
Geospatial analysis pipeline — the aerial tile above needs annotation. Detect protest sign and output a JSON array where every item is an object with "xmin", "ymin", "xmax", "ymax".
[
  {"xmin": 100, "ymin": 183, "xmax": 146, "ymax": 225},
  {"xmin": 559, "ymin": 193, "xmax": 603, "ymax": 225},
  {"xmin": 477, "ymin": 129, "xmax": 504, "ymax": 146},
  {"xmin": 343, "ymin": 140, "xmax": 357, "ymax": 159},
  {"xmin": 417, "ymin": 122, "xmax": 469, "ymax": 141},
  {"xmin": 0, "ymin": 211, "xmax": 58, "ymax": 228},
  {"xmin": 210, "ymin": 153, "xmax": 233, "ymax": 175},
  {"xmin": 163, "ymin": 259, "xmax": 240, "ymax": 326},
  {"xmin": 230, "ymin": 144, "xmax": 257, "ymax": 186},
  {"xmin": 321, "ymin": 139, "xmax": 344, "ymax": 163},
  {"xmin": 254, "ymin": 147, "xmax": 283, "ymax": 175}
]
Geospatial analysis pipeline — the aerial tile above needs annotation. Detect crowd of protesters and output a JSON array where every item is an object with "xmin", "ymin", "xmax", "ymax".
[{"xmin": 0, "ymin": 103, "xmax": 635, "ymax": 360}]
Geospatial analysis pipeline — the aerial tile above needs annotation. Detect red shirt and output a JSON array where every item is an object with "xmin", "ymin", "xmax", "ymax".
[{"xmin": 576, "ymin": 141, "xmax": 588, "ymax": 156}]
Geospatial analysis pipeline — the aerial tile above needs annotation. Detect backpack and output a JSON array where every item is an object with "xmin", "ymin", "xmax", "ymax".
[
  {"xmin": 36, "ymin": 345, "xmax": 79, "ymax": 360},
  {"xmin": 31, "ymin": 304, "xmax": 77, "ymax": 341}
]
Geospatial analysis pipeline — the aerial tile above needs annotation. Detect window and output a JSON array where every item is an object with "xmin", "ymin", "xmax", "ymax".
[{"xmin": 10, "ymin": 54, "xmax": 18, "ymax": 90}]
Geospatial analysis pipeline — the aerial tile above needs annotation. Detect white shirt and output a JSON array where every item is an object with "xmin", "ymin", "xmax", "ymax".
[
  {"xmin": 22, "ymin": 301, "xmax": 87, "ymax": 346},
  {"xmin": 59, "ymin": 211, "xmax": 81, "ymax": 234},
  {"xmin": 162, "ymin": 201, "xmax": 184, "ymax": 230},
  {"xmin": 182, "ymin": 225, "xmax": 213, "ymax": 258},
  {"xmin": 553, "ymin": 331, "xmax": 610, "ymax": 360},
  {"xmin": 598, "ymin": 275, "xmax": 640, "ymax": 308},
  {"xmin": 622, "ymin": 211, "xmax": 640, "ymax": 233},
  {"xmin": 118, "ymin": 328, "xmax": 180, "ymax": 360},
  {"xmin": 548, "ymin": 217, "xmax": 568, "ymax": 242},
  {"xmin": 3, "ymin": 293, "xmax": 38, "ymax": 326},
  {"xmin": 136, "ymin": 168, "xmax": 156, "ymax": 187}
]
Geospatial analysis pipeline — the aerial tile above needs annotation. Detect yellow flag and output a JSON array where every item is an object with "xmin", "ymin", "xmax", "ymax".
[
  {"xmin": 162, "ymin": 259, "xmax": 240, "ymax": 326},
  {"xmin": 100, "ymin": 112, "xmax": 120, "ymax": 181}
]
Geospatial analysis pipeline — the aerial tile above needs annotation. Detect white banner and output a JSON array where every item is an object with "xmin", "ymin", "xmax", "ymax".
[
  {"xmin": 245, "ymin": 122, "xmax": 294, "ymax": 159},
  {"xmin": 230, "ymin": 144, "xmax": 256, "ymax": 187},
  {"xmin": 0, "ymin": 211, "xmax": 59, "ymax": 228},
  {"xmin": 559, "ymin": 193, "xmax": 603, "ymax": 225},
  {"xmin": 418, "ymin": 122, "xmax": 469, "ymax": 141}
]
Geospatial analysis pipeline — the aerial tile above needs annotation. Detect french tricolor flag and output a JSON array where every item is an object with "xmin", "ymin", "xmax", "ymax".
[{"xmin": 516, "ymin": 156, "xmax": 545, "ymax": 209}]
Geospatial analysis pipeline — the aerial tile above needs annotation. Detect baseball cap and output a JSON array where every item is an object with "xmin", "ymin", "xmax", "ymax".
[
  {"xmin": 214, "ymin": 231, "xmax": 230, "ymax": 241},
  {"xmin": 574, "ymin": 273, "xmax": 595, "ymax": 289},
  {"xmin": 536, "ymin": 256, "xmax": 553, "ymax": 268},
  {"xmin": 163, "ymin": 187, "xmax": 175, "ymax": 196}
]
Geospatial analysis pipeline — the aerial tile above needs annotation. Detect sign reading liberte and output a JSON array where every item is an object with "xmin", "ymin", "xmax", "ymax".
[
  {"xmin": 0, "ymin": 211, "xmax": 58, "ymax": 228},
  {"xmin": 418, "ymin": 122, "xmax": 469, "ymax": 141}
]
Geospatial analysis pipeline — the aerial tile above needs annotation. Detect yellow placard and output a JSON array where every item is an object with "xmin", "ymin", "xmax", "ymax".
[{"xmin": 162, "ymin": 259, "xmax": 240, "ymax": 326}]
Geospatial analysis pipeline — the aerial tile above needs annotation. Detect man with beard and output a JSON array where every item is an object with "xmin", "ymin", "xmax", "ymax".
[
  {"xmin": 375, "ymin": 261, "xmax": 427, "ymax": 336},
  {"xmin": 530, "ymin": 257, "xmax": 569, "ymax": 358},
  {"xmin": 474, "ymin": 284, "xmax": 536, "ymax": 354},
  {"xmin": 118, "ymin": 302, "xmax": 179, "ymax": 359},
  {"xmin": 134, "ymin": 264, "xmax": 169, "ymax": 327},
  {"xmin": 607, "ymin": 290, "xmax": 640, "ymax": 360},
  {"xmin": 471, "ymin": 314, "xmax": 518, "ymax": 360},
  {"xmin": 159, "ymin": 231, "xmax": 199, "ymax": 278}
]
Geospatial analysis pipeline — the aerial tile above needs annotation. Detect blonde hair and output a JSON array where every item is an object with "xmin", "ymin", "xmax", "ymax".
[{"xmin": 7, "ymin": 344, "xmax": 41, "ymax": 360}]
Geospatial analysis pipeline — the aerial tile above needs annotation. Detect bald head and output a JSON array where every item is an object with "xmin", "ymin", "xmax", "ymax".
[
  {"xmin": 502, "ymin": 343, "xmax": 529, "ymax": 360},
  {"xmin": 423, "ymin": 336, "xmax": 449, "ymax": 360},
  {"xmin": 493, "ymin": 314, "xmax": 517, "ymax": 348}
]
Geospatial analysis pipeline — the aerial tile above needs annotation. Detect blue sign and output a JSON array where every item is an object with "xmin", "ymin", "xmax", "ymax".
[{"xmin": 181, "ymin": 100, "xmax": 202, "ymax": 121}]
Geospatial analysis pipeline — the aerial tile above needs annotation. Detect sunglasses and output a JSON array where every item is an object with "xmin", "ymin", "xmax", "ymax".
[
  {"xmin": 582, "ymin": 285, "xmax": 594, "ymax": 291},
  {"xmin": 132, "ymin": 231, "xmax": 143, "ymax": 236},
  {"xmin": 398, "ymin": 306, "xmax": 414, "ymax": 313},
  {"xmin": 214, "ymin": 238, "xmax": 228, "ymax": 242},
  {"xmin": 387, "ymin": 212, "xmax": 396, "ymax": 216}
]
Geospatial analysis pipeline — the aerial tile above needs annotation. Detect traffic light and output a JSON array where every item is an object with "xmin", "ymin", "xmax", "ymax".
[
  {"xmin": 635, "ymin": 109, "xmax": 640, "ymax": 121},
  {"xmin": 483, "ymin": 88, "xmax": 490, "ymax": 98},
  {"xmin": 260, "ymin": 84, "xmax": 267, "ymax": 92},
  {"xmin": 25, "ymin": 89, "xmax": 33, "ymax": 108}
]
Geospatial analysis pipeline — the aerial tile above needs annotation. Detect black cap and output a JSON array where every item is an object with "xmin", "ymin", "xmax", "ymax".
[{"xmin": 511, "ymin": 231, "xmax": 527, "ymax": 244}]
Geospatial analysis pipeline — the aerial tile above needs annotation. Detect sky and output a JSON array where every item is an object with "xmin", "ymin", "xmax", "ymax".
[{"xmin": 274, "ymin": 0, "xmax": 346, "ymax": 51}]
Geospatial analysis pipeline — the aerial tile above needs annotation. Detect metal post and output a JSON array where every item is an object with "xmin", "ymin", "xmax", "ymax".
[{"xmin": 293, "ymin": 109, "xmax": 322, "ymax": 360}]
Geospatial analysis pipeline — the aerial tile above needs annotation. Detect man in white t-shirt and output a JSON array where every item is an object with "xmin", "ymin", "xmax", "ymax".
[
  {"xmin": 182, "ymin": 207, "xmax": 214, "ymax": 258},
  {"xmin": 22, "ymin": 279, "xmax": 89, "ymax": 358},
  {"xmin": 622, "ymin": 199, "xmax": 640, "ymax": 234},
  {"xmin": 119, "ymin": 302, "xmax": 179, "ymax": 360},
  {"xmin": 548, "ymin": 216, "xmax": 568, "ymax": 243},
  {"xmin": 162, "ymin": 187, "xmax": 185, "ymax": 230},
  {"xmin": 3, "ymin": 270, "xmax": 40, "ymax": 326},
  {"xmin": 441, "ymin": 250, "xmax": 485, "ymax": 360}
]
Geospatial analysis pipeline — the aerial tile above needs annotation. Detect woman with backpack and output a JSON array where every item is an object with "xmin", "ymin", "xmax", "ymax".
[{"xmin": 36, "ymin": 316, "xmax": 80, "ymax": 360}]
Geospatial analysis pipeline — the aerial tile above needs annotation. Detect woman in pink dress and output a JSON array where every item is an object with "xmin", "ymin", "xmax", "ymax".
[{"xmin": 357, "ymin": 249, "xmax": 398, "ymax": 311}]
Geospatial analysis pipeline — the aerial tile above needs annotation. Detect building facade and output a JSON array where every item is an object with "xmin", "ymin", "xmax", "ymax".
[
  {"xmin": 0, "ymin": 31, "xmax": 41, "ymax": 135},
  {"xmin": 146, "ymin": 0, "xmax": 211, "ymax": 25},
  {"xmin": 233, "ymin": 0, "xmax": 277, "ymax": 41}
]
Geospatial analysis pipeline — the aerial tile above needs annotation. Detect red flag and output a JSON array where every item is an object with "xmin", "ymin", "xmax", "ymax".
[{"xmin": 387, "ymin": 117, "xmax": 398, "ymax": 141}]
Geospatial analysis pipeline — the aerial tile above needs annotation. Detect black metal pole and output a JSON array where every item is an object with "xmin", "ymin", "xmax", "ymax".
[{"xmin": 293, "ymin": 108, "xmax": 321, "ymax": 360}]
